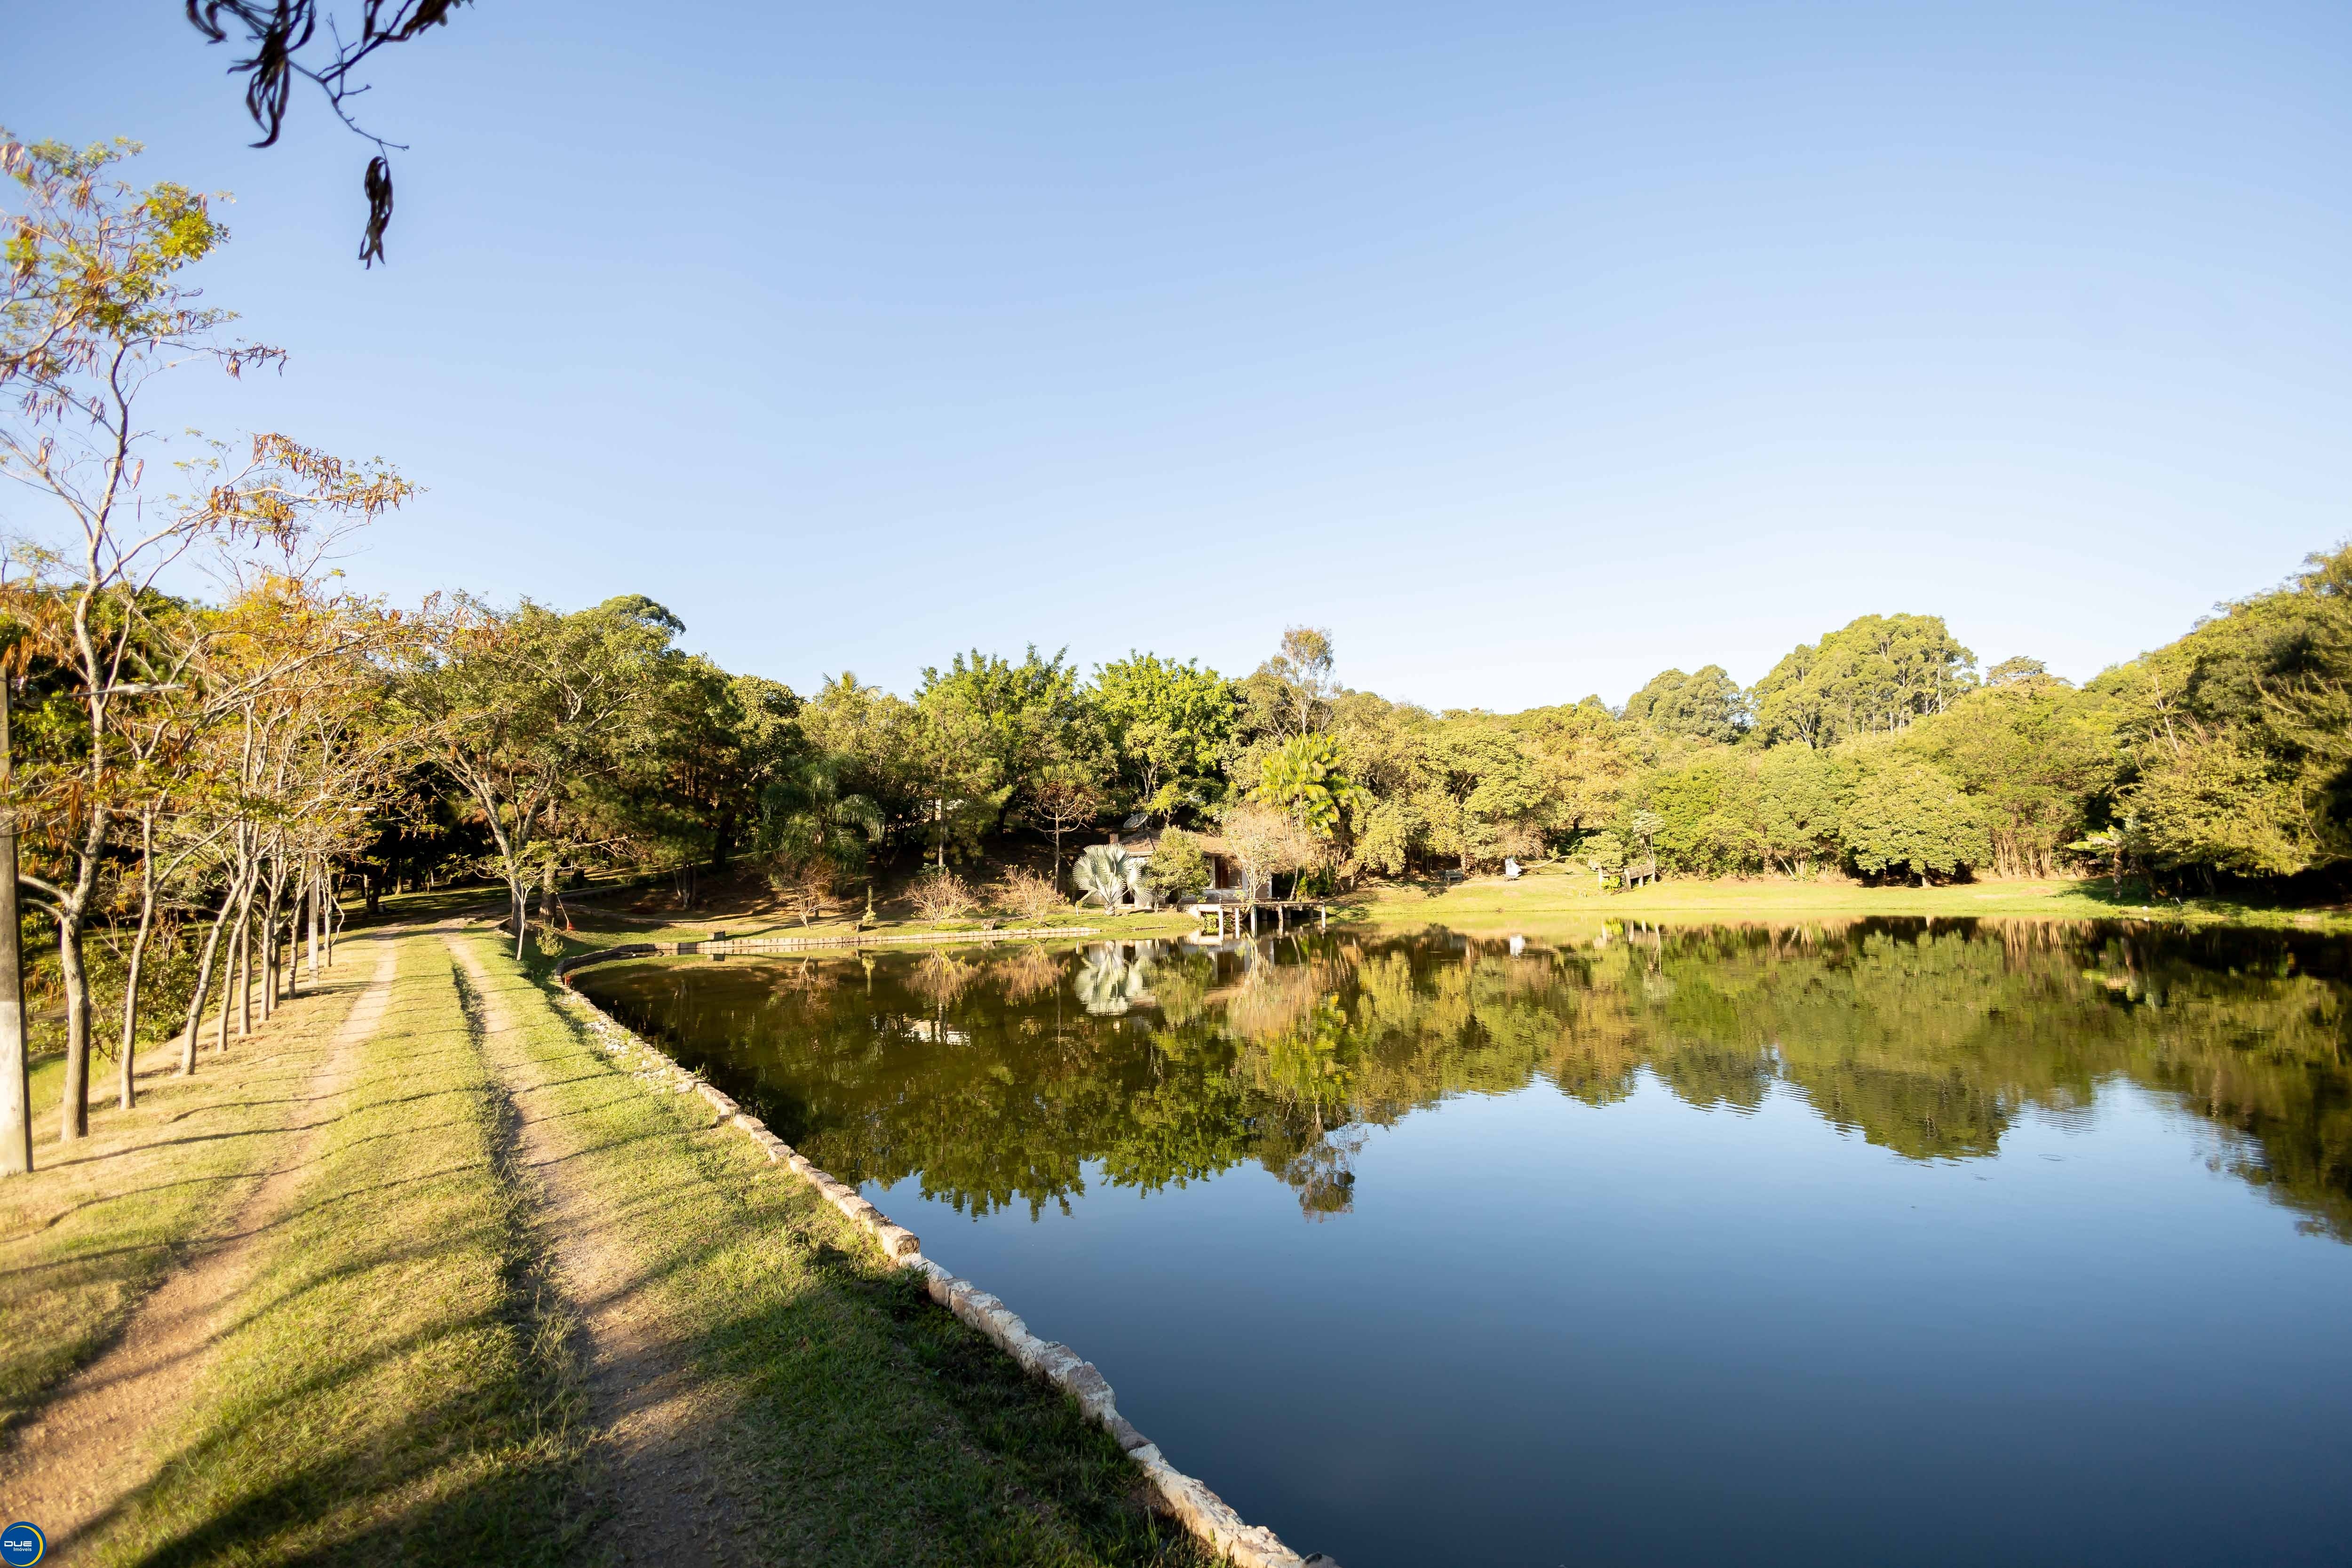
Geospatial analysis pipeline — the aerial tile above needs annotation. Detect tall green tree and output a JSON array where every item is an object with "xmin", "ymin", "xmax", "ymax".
[
  {"xmin": 914, "ymin": 646, "xmax": 1091, "ymax": 861},
  {"xmin": 1836, "ymin": 744, "xmax": 1989, "ymax": 880},
  {"xmin": 1092, "ymin": 652, "xmax": 1237, "ymax": 819},
  {"xmin": 1909, "ymin": 670, "xmax": 2115, "ymax": 878},
  {"xmin": 1621, "ymin": 665, "xmax": 1748, "ymax": 745},
  {"xmin": 405, "ymin": 594, "xmax": 686, "ymax": 956},
  {"xmin": 1753, "ymin": 613, "xmax": 1977, "ymax": 747},
  {"xmin": 1250, "ymin": 734, "xmax": 1371, "ymax": 840}
]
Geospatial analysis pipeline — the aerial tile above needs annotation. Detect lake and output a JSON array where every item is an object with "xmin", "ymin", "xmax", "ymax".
[{"xmin": 576, "ymin": 920, "xmax": 2352, "ymax": 1568}]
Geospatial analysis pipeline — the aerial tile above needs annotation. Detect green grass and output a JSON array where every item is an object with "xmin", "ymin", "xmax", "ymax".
[
  {"xmin": 0, "ymin": 981, "xmax": 362, "ymax": 1434},
  {"xmin": 89, "ymin": 933, "xmax": 596, "ymax": 1566},
  {"xmin": 26, "ymin": 926, "xmax": 1207, "ymax": 1565},
  {"xmin": 1333, "ymin": 865, "xmax": 2352, "ymax": 933},
  {"xmin": 456, "ymin": 930, "xmax": 1210, "ymax": 1567}
]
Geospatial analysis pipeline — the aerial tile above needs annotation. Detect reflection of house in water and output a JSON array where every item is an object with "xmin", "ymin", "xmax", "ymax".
[{"xmin": 903, "ymin": 1017, "xmax": 969, "ymax": 1047}]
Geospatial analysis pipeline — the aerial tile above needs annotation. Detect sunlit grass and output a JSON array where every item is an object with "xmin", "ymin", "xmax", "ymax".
[
  {"xmin": 456, "ymin": 930, "xmax": 1213, "ymax": 1567},
  {"xmin": 0, "ymin": 979, "xmax": 361, "ymax": 1434},
  {"xmin": 1335, "ymin": 868, "xmax": 2351, "ymax": 932},
  {"xmin": 37, "ymin": 928, "xmax": 1206, "ymax": 1565},
  {"xmin": 87, "ymin": 934, "xmax": 595, "ymax": 1566}
]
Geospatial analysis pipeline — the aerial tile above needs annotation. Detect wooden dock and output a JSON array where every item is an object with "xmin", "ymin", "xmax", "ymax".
[{"xmin": 1184, "ymin": 900, "xmax": 1329, "ymax": 940}]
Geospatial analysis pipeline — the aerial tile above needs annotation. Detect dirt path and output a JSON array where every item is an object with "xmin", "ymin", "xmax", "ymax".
[
  {"xmin": 0, "ymin": 933, "xmax": 400, "ymax": 1560},
  {"xmin": 444, "ymin": 935, "xmax": 737, "ymax": 1567}
]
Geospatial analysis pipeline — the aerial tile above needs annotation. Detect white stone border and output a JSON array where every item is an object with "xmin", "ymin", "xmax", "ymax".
[{"xmin": 548, "ymin": 979, "xmax": 1336, "ymax": 1568}]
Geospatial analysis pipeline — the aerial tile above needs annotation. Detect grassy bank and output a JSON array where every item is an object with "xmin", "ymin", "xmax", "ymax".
[
  {"xmin": 455, "ymin": 929, "xmax": 1208, "ymax": 1566},
  {"xmin": 21, "ymin": 926, "xmax": 1206, "ymax": 1567},
  {"xmin": 1333, "ymin": 866, "xmax": 2352, "ymax": 933}
]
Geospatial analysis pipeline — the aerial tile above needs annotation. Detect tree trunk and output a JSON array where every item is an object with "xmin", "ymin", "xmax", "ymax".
[
  {"xmin": 234, "ymin": 898, "xmax": 254, "ymax": 1038},
  {"xmin": 117, "ymin": 809, "xmax": 160, "ymax": 1111},
  {"xmin": 215, "ymin": 896, "xmax": 243, "ymax": 1054},
  {"xmin": 0, "ymin": 674, "xmax": 28, "ymax": 1175},
  {"xmin": 180, "ymin": 885, "xmax": 235, "ymax": 1075},
  {"xmin": 306, "ymin": 859, "xmax": 321, "ymax": 983},
  {"xmin": 56, "ymin": 922, "xmax": 90, "ymax": 1144},
  {"xmin": 262, "ymin": 857, "xmax": 292, "ymax": 1016}
]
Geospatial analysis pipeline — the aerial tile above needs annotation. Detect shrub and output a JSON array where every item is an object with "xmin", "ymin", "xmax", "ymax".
[
  {"xmin": 906, "ymin": 867, "xmax": 978, "ymax": 922},
  {"xmin": 1144, "ymin": 829, "xmax": 1210, "ymax": 902},
  {"xmin": 996, "ymin": 867, "xmax": 1067, "ymax": 923}
]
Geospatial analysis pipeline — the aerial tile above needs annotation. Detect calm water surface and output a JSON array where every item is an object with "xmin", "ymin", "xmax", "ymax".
[{"xmin": 578, "ymin": 921, "xmax": 2352, "ymax": 1568}]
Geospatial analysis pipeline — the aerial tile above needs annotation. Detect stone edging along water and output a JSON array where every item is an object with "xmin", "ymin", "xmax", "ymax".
[{"xmin": 548, "ymin": 945, "xmax": 1339, "ymax": 1568}]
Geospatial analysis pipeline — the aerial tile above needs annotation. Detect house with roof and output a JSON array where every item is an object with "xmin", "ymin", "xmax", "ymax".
[{"xmin": 1097, "ymin": 816, "xmax": 1249, "ymax": 907}]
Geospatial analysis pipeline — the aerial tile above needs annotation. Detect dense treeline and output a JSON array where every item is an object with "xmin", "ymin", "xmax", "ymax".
[{"xmin": 328, "ymin": 546, "xmax": 2352, "ymax": 926}]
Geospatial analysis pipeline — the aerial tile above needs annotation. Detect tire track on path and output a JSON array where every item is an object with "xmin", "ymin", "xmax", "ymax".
[{"xmin": 444, "ymin": 932, "xmax": 738, "ymax": 1567}]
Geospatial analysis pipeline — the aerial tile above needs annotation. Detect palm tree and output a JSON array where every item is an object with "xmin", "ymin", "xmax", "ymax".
[
  {"xmin": 757, "ymin": 755, "xmax": 882, "ymax": 893},
  {"xmin": 1071, "ymin": 844, "xmax": 1140, "ymax": 916},
  {"xmin": 1250, "ymin": 734, "xmax": 1370, "ymax": 838}
]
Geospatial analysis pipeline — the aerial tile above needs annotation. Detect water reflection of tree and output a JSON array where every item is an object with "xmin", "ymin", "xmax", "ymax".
[
  {"xmin": 990, "ymin": 944, "xmax": 1060, "ymax": 1003},
  {"xmin": 909, "ymin": 950, "xmax": 979, "ymax": 1008},
  {"xmin": 585, "ymin": 920, "xmax": 2352, "ymax": 1238}
]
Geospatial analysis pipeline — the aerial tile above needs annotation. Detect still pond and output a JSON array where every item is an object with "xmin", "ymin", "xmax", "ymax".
[{"xmin": 578, "ymin": 920, "xmax": 2352, "ymax": 1568}]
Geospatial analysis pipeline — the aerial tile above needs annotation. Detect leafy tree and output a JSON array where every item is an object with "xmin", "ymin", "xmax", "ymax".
[
  {"xmin": 1622, "ymin": 665, "xmax": 1748, "ymax": 745},
  {"xmin": 757, "ymin": 753, "xmax": 883, "ymax": 904},
  {"xmin": 1250, "ymin": 733, "xmax": 1371, "ymax": 839},
  {"xmin": 914, "ymin": 646, "xmax": 1090, "ymax": 862},
  {"xmin": 2095, "ymin": 544, "xmax": 2352, "ymax": 885},
  {"xmin": 1909, "ymin": 672, "xmax": 2114, "ymax": 877},
  {"xmin": 2126, "ymin": 733, "xmax": 2309, "ymax": 878},
  {"xmin": 1753, "ymin": 746, "xmax": 1841, "ymax": 875},
  {"xmin": 1632, "ymin": 757, "xmax": 1755, "ymax": 876},
  {"xmin": 1220, "ymin": 802, "xmax": 1319, "ymax": 898},
  {"xmin": 1421, "ymin": 716, "xmax": 1548, "ymax": 869},
  {"xmin": 1144, "ymin": 828, "xmax": 1211, "ymax": 902},
  {"xmin": 1836, "ymin": 745, "xmax": 1989, "ymax": 880},
  {"xmin": 404, "ymin": 595, "xmax": 686, "ymax": 957},
  {"xmin": 1753, "ymin": 613, "xmax": 1977, "ymax": 747},
  {"xmin": 1239, "ymin": 626, "xmax": 1338, "ymax": 742},
  {"xmin": 1351, "ymin": 797, "xmax": 1422, "ymax": 877},
  {"xmin": 799, "ymin": 672, "xmax": 920, "ymax": 848},
  {"xmin": 2, "ymin": 133, "xmax": 408, "ymax": 1145},
  {"xmin": 1516, "ymin": 700, "xmax": 1641, "ymax": 832},
  {"xmin": 1091, "ymin": 652, "xmax": 1237, "ymax": 819}
]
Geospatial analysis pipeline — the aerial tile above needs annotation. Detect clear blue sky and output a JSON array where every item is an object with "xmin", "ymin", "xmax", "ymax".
[{"xmin": 8, "ymin": 1, "xmax": 2349, "ymax": 709}]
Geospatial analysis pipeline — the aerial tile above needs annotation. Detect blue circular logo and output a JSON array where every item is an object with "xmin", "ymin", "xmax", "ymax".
[{"xmin": 0, "ymin": 1522, "xmax": 43, "ymax": 1566}]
